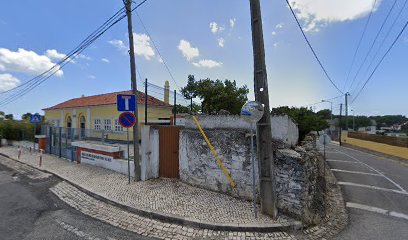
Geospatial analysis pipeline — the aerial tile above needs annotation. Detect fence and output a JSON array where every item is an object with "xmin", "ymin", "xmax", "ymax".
[
  {"xmin": 43, "ymin": 126, "xmax": 132, "ymax": 161},
  {"xmin": 348, "ymin": 132, "xmax": 408, "ymax": 148}
]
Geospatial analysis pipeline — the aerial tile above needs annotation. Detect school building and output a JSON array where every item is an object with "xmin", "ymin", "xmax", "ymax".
[{"xmin": 43, "ymin": 81, "xmax": 173, "ymax": 134}]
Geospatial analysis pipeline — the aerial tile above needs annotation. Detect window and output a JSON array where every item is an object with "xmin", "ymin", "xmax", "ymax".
[
  {"xmin": 94, "ymin": 119, "xmax": 102, "ymax": 130},
  {"xmin": 114, "ymin": 119, "xmax": 124, "ymax": 132},
  {"xmin": 103, "ymin": 119, "xmax": 112, "ymax": 131}
]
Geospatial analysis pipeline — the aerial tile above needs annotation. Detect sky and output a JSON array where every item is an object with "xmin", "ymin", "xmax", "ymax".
[{"xmin": 0, "ymin": 0, "xmax": 408, "ymax": 119}]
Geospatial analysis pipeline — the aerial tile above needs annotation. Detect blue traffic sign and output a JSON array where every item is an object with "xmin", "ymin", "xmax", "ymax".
[
  {"xmin": 117, "ymin": 94, "xmax": 136, "ymax": 112},
  {"xmin": 119, "ymin": 112, "xmax": 136, "ymax": 128},
  {"xmin": 30, "ymin": 114, "xmax": 42, "ymax": 124}
]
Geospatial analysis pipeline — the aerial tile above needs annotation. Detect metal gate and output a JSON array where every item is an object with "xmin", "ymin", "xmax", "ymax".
[{"xmin": 159, "ymin": 127, "xmax": 180, "ymax": 178}]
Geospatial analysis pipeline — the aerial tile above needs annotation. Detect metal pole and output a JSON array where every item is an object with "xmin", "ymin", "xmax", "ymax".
[
  {"xmin": 59, "ymin": 127, "xmax": 62, "ymax": 158},
  {"xmin": 339, "ymin": 104, "xmax": 343, "ymax": 146},
  {"xmin": 249, "ymin": 0, "xmax": 277, "ymax": 218},
  {"xmin": 33, "ymin": 124, "xmax": 36, "ymax": 152},
  {"xmin": 145, "ymin": 78, "xmax": 148, "ymax": 125},
  {"xmin": 125, "ymin": 0, "xmax": 141, "ymax": 181},
  {"xmin": 127, "ymin": 128, "xmax": 130, "ymax": 184},
  {"xmin": 323, "ymin": 136, "xmax": 326, "ymax": 176},
  {"xmin": 330, "ymin": 102, "xmax": 333, "ymax": 120},
  {"xmin": 250, "ymin": 123, "xmax": 258, "ymax": 218},
  {"xmin": 174, "ymin": 90, "xmax": 177, "ymax": 125}
]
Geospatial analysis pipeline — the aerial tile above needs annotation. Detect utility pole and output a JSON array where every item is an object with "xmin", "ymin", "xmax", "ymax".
[
  {"xmin": 145, "ymin": 78, "xmax": 148, "ymax": 125},
  {"xmin": 249, "ymin": 0, "xmax": 277, "ymax": 218},
  {"xmin": 125, "ymin": 0, "xmax": 140, "ymax": 181},
  {"xmin": 345, "ymin": 93, "xmax": 349, "ymax": 131},
  {"xmin": 339, "ymin": 104, "xmax": 343, "ymax": 146}
]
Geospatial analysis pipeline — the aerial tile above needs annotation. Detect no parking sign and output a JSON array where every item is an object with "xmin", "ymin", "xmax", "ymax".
[{"xmin": 119, "ymin": 112, "xmax": 136, "ymax": 129}]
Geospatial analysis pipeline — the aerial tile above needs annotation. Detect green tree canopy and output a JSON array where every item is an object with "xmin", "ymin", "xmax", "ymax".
[
  {"xmin": 180, "ymin": 75, "xmax": 249, "ymax": 115},
  {"xmin": 316, "ymin": 109, "xmax": 332, "ymax": 119},
  {"xmin": 272, "ymin": 106, "xmax": 328, "ymax": 141}
]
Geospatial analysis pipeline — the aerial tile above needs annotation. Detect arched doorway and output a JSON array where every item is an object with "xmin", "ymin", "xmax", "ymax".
[{"xmin": 66, "ymin": 116, "xmax": 72, "ymax": 128}]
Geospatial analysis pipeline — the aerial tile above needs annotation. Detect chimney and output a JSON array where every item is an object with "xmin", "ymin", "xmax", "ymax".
[{"xmin": 164, "ymin": 80, "xmax": 170, "ymax": 104}]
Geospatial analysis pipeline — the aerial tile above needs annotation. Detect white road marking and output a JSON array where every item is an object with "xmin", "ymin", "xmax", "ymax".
[
  {"xmin": 331, "ymin": 169, "xmax": 381, "ymax": 176},
  {"xmin": 347, "ymin": 202, "xmax": 408, "ymax": 221},
  {"xmin": 334, "ymin": 148, "xmax": 407, "ymax": 193},
  {"xmin": 327, "ymin": 159, "xmax": 361, "ymax": 164},
  {"xmin": 338, "ymin": 182, "xmax": 408, "ymax": 196}
]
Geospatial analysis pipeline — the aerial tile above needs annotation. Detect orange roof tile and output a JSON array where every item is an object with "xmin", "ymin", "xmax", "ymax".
[{"xmin": 43, "ymin": 90, "xmax": 171, "ymax": 110}]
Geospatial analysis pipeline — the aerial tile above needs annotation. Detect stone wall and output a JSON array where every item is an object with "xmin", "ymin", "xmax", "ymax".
[
  {"xmin": 179, "ymin": 128, "xmax": 258, "ymax": 200},
  {"xmin": 180, "ymin": 116, "xmax": 324, "ymax": 225},
  {"xmin": 274, "ymin": 135, "xmax": 325, "ymax": 225}
]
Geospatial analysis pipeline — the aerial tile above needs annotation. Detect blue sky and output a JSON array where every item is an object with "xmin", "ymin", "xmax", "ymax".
[{"xmin": 0, "ymin": 0, "xmax": 407, "ymax": 119}]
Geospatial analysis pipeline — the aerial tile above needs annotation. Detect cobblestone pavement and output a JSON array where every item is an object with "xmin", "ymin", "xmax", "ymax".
[
  {"xmin": 51, "ymin": 181, "xmax": 297, "ymax": 240},
  {"xmin": 0, "ymin": 146, "xmax": 289, "ymax": 225},
  {"xmin": 0, "ymin": 145, "xmax": 349, "ymax": 240},
  {"xmin": 0, "ymin": 152, "xmax": 51, "ymax": 180}
]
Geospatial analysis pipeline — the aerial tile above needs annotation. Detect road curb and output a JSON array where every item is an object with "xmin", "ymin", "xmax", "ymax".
[{"xmin": 0, "ymin": 151, "xmax": 302, "ymax": 233}]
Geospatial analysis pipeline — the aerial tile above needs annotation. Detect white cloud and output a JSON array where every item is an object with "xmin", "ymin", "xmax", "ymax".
[
  {"xmin": 0, "ymin": 48, "xmax": 63, "ymax": 77},
  {"xmin": 88, "ymin": 75, "xmax": 96, "ymax": 79},
  {"xmin": 192, "ymin": 59, "xmax": 223, "ymax": 68},
  {"xmin": 178, "ymin": 40, "xmax": 199, "ymax": 61},
  {"xmin": 272, "ymin": 31, "xmax": 277, "ymax": 36},
  {"xmin": 0, "ymin": 73, "xmax": 20, "ymax": 91},
  {"xmin": 158, "ymin": 56, "xmax": 163, "ymax": 63},
  {"xmin": 275, "ymin": 23, "xmax": 284, "ymax": 29},
  {"xmin": 101, "ymin": 58, "xmax": 110, "ymax": 63},
  {"xmin": 109, "ymin": 34, "xmax": 155, "ymax": 60},
  {"xmin": 133, "ymin": 33, "xmax": 155, "ymax": 60},
  {"xmin": 217, "ymin": 38, "xmax": 225, "ymax": 48},
  {"xmin": 209, "ymin": 22, "xmax": 225, "ymax": 34},
  {"xmin": 230, "ymin": 18, "xmax": 236, "ymax": 29},
  {"xmin": 289, "ymin": 0, "xmax": 381, "ymax": 32},
  {"xmin": 273, "ymin": 42, "xmax": 279, "ymax": 48},
  {"xmin": 45, "ymin": 49, "xmax": 67, "ymax": 61},
  {"xmin": 108, "ymin": 39, "xmax": 127, "ymax": 51},
  {"xmin": 210, "ymin": 22, "xmax": 219, "ymax": 34}
]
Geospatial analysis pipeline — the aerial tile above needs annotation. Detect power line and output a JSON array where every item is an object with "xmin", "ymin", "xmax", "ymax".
[
  {"xmin": 134, "ymin": 10, "xmax": 181, "ymax": 89},
  {"xmin": 284, "ymin": 0, "xmax": 344, "ymax": 94},
  {"xmin": 351, "ymin": 19, "xmax": 408, "ymax": 104},
  {"xmin": 342, "ymin": 0, "xmax": 378, "ymax": 91},
  {"xmin": 351, "ymin": 0, "xmax": 408, "ymax": 94},
  {"xmin": 347, "ymin": 0, "xmax": 397, "ymax": 92},
  {"xmin": 0, "ymin": 1, "xmax": 150, "ymax": 107}
]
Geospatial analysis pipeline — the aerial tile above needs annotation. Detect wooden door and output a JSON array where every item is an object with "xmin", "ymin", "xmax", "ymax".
[{"xmin": 159, "ymin": 127, "xmax": 180, "ymax": 178}]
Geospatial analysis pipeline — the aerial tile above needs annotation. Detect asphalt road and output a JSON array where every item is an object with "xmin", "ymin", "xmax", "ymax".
[
  {"xmin": 0, "ymin": 162, "xmax": 154, "ymax": 240},
  {"xmin": 320, "ymin": 143, "xmax": 408, "ymax": 240}
]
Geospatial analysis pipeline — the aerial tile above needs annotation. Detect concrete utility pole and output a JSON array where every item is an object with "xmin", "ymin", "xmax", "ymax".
[
  {"xmin": 125, "ymin": 0, "xmax": 141, "ymax": 181},
  {"xmin": 339, "ymin": 104, "xmax": 343, "ymax": 146},
  {"xmin": 249, "ymin": 0, "xmax": 277, "ymax": 218}
]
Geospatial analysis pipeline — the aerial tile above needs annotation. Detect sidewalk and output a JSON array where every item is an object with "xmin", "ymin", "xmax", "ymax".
[{"xmin": 0, "ymin": 146, "xmax": 298, "ymax": 232}]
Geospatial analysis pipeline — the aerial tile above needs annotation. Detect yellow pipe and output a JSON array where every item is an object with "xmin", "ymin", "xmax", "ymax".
[{"xmin": 192, "ymin": 116, "xmax": 236, "ymax": 188}]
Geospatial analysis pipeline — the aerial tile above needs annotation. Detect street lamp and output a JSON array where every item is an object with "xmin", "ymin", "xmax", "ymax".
[{"xmin": 321, "ymin": 100, "xmax": 333, "ymax": 120}]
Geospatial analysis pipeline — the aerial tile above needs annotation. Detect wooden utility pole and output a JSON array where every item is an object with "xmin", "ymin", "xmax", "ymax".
[
  {"xmin": 125, "ymin": 0, "xmax": 141, "ymax": 181},
  {"xmin": 249, "ymin": 0, "xmax": 277, "ymax": 218}
]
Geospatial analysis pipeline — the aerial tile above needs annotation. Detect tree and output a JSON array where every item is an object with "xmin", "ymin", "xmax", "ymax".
[
  {"xmin": 21, "ymin": 112, "xmax": 33, "ymax": 121},
  {"xmin": 272, "ymin": 106, "xmax": 328, "ymax": 141},
  {"xmin": 181, "ymin": 75, "xmax": 249, "ymax": 115},
  {"xmin": 173, "ymin": 103, "xmax": 201, "ymax": 114},
  {"xmin": 5, "ymin": 114, "xmax": 13, "ymax": 120},
  {"xmin": 316, "ymin": 109, "xmax": 331, "ymax": 120}
]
